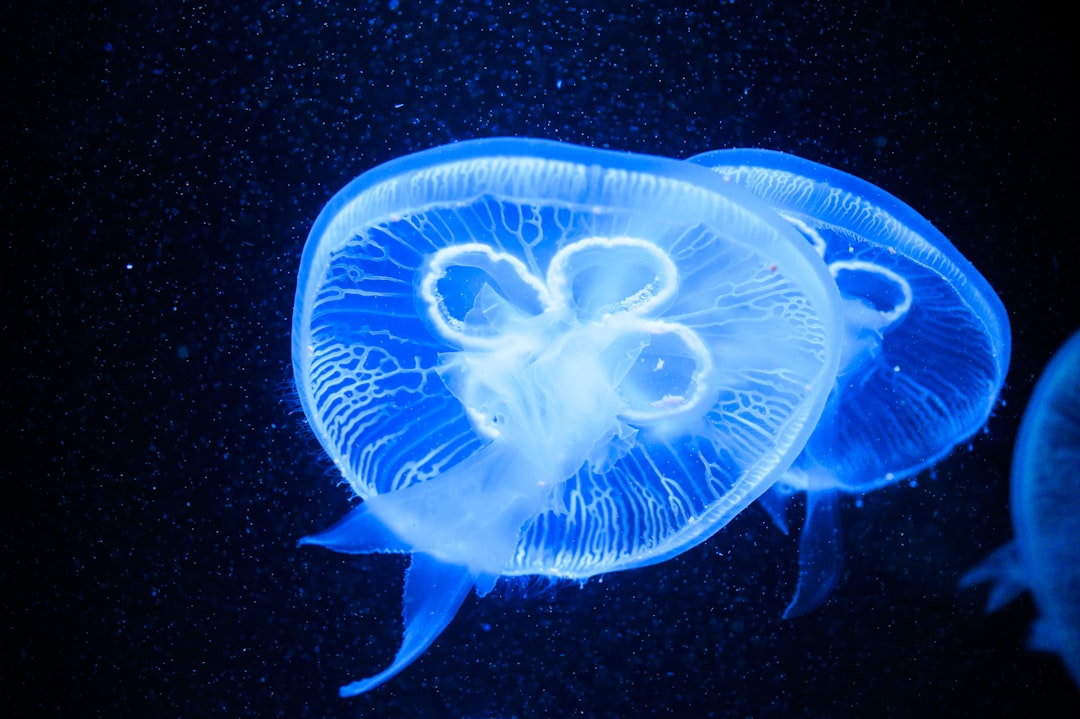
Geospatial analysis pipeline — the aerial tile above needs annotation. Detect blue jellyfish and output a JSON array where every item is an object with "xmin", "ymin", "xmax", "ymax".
[
  {"xmin": 962, "ymin": 329, "xmax": 1080, "ymax": 688},
  {"xmin": 688, "ymin": 149, "xmax": 1011, "ymax": 617},
  {"xmin": 292, "ymin": 138, "xmax": 844, "ymax": 695}
]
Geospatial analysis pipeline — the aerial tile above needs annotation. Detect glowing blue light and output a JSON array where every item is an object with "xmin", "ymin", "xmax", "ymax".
[
  {"xmin": 690, "ymin": 148, "xmax": 1011, "ymax": 616},
  {"xmin": 963, "ymin": 329, "xmax": 1080, "ymax": 689},
  {"xmin": 292, "ymin": 138, "xmax": 843, "ymax": 695}
]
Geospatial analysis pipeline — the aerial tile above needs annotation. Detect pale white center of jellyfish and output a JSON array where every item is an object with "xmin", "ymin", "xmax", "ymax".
[
  {"xmin": 768, "ymin": 212, "xmax": 914, "ymax": 376},
  {"xmin": 828, "ymin": 259, "xmax": 912, "ymax": 325},
  {"xmin": 418, "ymin": 236, "xmax": 714, "ymax": 471},
  {"xmin": 827, "ymin": 258, "xmax": 913, "ymax": 375}
]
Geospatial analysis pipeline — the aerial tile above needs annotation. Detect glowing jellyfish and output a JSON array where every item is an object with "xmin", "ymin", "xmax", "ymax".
[
  {"xmin": 689, "ymin": 149, "xmax": 1011, "ymax": 616},
  {"xmin": 962, "ymin": 329, "xmax": 1080, "ymax": 688},
  {"xmin": 292, "ymin": 138, "xmax": 843, "ymax": 695}
]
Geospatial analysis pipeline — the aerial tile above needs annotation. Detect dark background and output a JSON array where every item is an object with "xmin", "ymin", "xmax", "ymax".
[{"xmin": 3, "ymin": 1, "xmax": 1077, "ymax": 717}]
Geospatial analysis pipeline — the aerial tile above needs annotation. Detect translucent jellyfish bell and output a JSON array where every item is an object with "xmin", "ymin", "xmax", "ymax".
[
  {"xmin": 962, "ymin": 329, "xmax": 1080, "ymax": 689},
  {"xmin": 293, "ymin": 138, "xmax": 844, "ymax": 695},
  {"xmin": 689, "ymin": 148, "xmax": 1011, "ymax": 616}
]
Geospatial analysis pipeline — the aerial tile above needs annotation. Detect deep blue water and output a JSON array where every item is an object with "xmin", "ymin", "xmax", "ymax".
[{"xmin": 2, "ymin": 1, "xmax": 1076, "ymax": 717}]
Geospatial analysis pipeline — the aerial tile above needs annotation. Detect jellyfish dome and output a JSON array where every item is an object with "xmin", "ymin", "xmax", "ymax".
[
  {"xmin": 292, "ymin": 138, "xmax": 843, "ymax": 695},
  {"xmin": 689, "ymin": 149, "xmax": 1011, "ymax": 615},
  {"xmin": 963, "ymin": 328, "xmax": 1080, "ymax": 689}
]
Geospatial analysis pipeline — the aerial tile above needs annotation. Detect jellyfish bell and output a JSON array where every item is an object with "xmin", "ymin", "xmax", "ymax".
[
  {"xmin": 292, "ymin": 138, "xmax": 844, "ymax": 695},
  {"xmin": 689, "ymin": 148, "xmax": 1011, "ymax": 617},
  {"xmin": 962, "ymin": 328, "xmax": 1080, "ymax": 689}
]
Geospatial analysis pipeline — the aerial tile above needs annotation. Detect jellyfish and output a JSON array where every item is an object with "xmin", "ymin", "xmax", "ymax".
[
  {"xmin": 961, "ymin": 329, "xmax": 1080, "ymax": 688},
  {"xmin": 688, "ymin": 149, "xmax": 1011, "ymax": 617},
  {"xmin": 292, "ymin": 138, "xmax": 844, "ymax": 695}
]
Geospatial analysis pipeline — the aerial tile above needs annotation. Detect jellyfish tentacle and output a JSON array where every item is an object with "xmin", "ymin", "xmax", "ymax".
[
  {"xmin": 339, "ymin": 553, "xmax": 475, "ymax": 697},
  {"xmin": 782, "ymin": 481, "xmax": 842, "ymax": 619},
  {"xmin": 756, "ymin": 483, "xmax": 794, "ymax": 535},
  {"xmin": 298, "ymin": 503, "xmax": 412, "ymax": 555},
  {"xmin": 959, "ymin": 541, "xmax": 1026, "ymax": 612}
]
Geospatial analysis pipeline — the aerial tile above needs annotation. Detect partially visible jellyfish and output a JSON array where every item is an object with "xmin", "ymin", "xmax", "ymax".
[
  {"xmin": 292, "ymin": 139, "xmax": 844, "ymax": 695},
  {"xmin": 962, "ymin": 329, "xmax": 1080, "ymax": 688},
  {"xmin": 689, "ymin": 149, "xmax": 1011, "ymax": 616}
]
